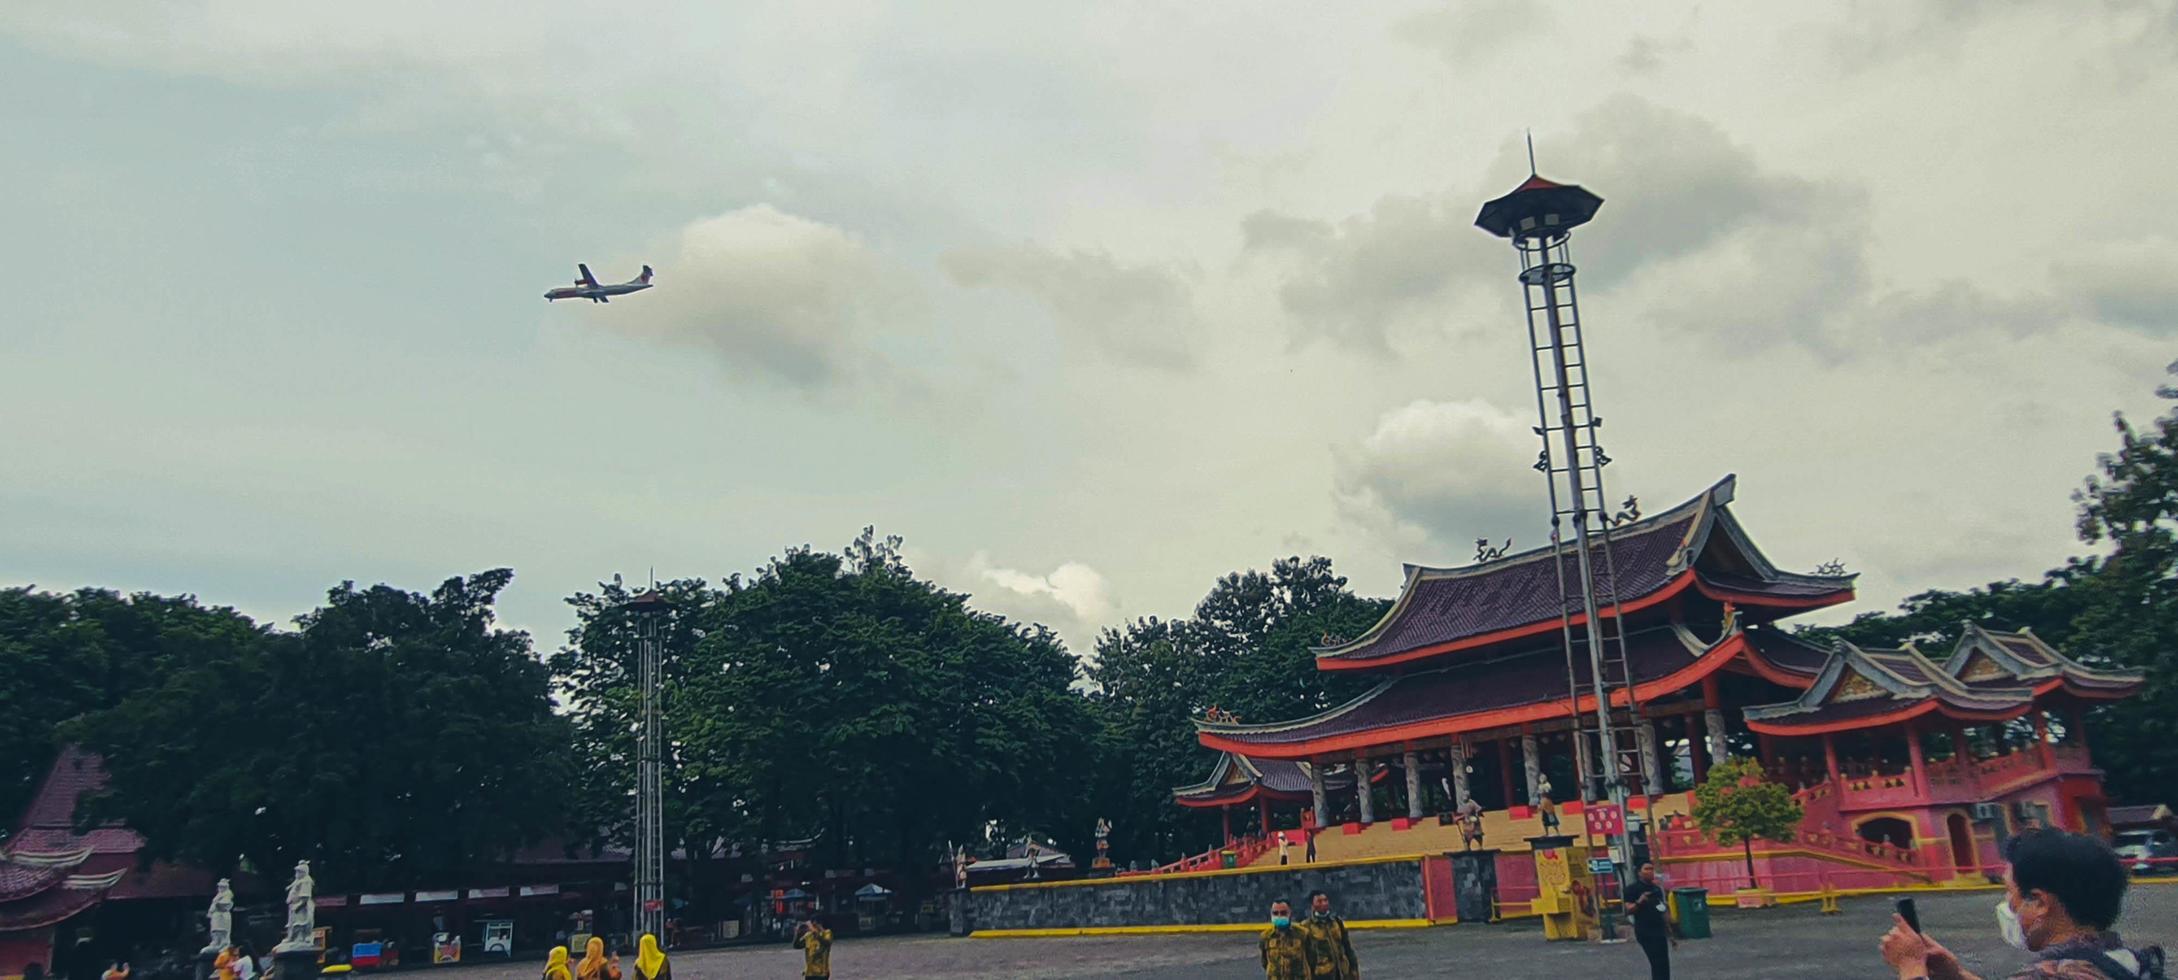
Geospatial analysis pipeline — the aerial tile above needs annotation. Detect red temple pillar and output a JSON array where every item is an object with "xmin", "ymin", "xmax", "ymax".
[
  {"xmin": 1222, "ymin": 806, "xmax": 1233, "ymax": 846},
  {"xmin": 1259, "ymin": 801, "xmax": 1272, "ymax": 838},
  {"xmin": 1497, "ymin": 739, "xmax": 1517, "ymax": 807},
  {"xmin": 1822, "ymin": 733, "xmax": 1841, "ymax": 785},
  {"xmin": 1692, "ymin": 713, "xmax": 1710, "ymax": 785}
]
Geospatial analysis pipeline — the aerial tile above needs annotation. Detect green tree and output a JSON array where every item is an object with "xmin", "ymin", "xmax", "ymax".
[
  {"xmin": 1688, "ymin": 757, "xmax": 1803, "ymax": 889},
  {"xmin": 557, "ymin": 530, "xmax": 1097, "ymax": 898},
  {"xmin": 2064, "ymin": 372, "xmax": 2178, "ymax": 804},
  {"xmin": 1084, "ymin": 557, "xmax": 1386, "ymax": 862},
  {"xmin": 68, "ymin": 570, "xmax": 575, "ymax": 890},
  {"xmin": 0, "ymin": 588, "xmax": 256, "ymax": 843},
  {"xmin": 1798, "ymin": 574, "xmax": 2088, "ymax": 653}
]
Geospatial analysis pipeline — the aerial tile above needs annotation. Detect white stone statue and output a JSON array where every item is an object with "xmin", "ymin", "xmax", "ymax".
[
  {"xmin": 276, "ymin": 861, "xmax": 316, "ymax": 951},
  {"xmin": 205, "ymin": 879, "xmax": 235, "ymax": 952}
]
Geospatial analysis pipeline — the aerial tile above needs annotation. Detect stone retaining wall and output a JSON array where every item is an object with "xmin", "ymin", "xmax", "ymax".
[{"xmin": 967, "ymin": 858, "xmax": 1428, "ymax": 931}]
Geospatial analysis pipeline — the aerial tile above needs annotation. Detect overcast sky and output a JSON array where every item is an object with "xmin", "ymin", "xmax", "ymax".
[{"xmin": 5, "ymin": 1, "xmax": 2175, "ymax": 657}]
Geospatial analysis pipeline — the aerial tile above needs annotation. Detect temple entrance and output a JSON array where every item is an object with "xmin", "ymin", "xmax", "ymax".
[
  {"xmin": 1947, "ymin": 813, "xmax": 1975, "ymax": 872},
  {"xmin": 1858, "ymin": 816, "xmax": 1913, "ymax": 850}
]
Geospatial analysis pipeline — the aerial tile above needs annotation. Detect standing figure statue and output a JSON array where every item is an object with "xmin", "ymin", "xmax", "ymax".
[
  {"xmin": 1092, "ymin": 817, "xmax": 1113, "ymax": 869},
  {"xmin": 1458, "ymin": 798, "xmax": 1485, "ymax": 851},
  {"xmin": 277, "ymin": 861, "xmax": 316, "ymax": 951},
  {"xmin": 1535, "ymin": 776, "xmax": 1560, "ymax": 834},
  {"xmin": 205, "ymin": 879, "xmax": 235, "ymax": 953},
  {"xmin": 951, "ymin": 844, "xmax": 969, "ymax": 890}
]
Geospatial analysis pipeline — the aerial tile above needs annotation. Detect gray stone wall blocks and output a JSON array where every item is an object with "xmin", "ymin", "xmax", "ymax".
[{"xmin": 970, "ymin": 860, "xmax": 1427, "ymax": 931}]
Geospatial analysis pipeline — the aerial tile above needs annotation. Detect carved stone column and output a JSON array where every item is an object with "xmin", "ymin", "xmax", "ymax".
[
  {"xmin": 1521, "ymin": 733, "xmax": 1542, "ymax": 803},
  {"xmin": 1705, "ymin": 708, "xmax": 1730, "ymax": 768},
  {"xmin": 1356, "ymin": 758, "xmax": 1376, "ymax": 825},
  {"xmin": 1450, "ymin": 739, "xmax": 1472, "ymax": 808},
  {"xmin": 1637, "ymin": 721, "xmax": 1663, "ymax": 796},
  {"xmin": 1404, "ymin": 749, "xmax": 1423, "ymax": 820},
  {"xmin": 1309, "ymin": 759, "xmax": 1329, "ymax": 827}
]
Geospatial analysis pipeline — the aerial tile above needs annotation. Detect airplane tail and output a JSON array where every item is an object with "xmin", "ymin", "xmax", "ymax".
[{"xmin": 636, "ymin": 265, "xmax": 655, "ymax": 284}]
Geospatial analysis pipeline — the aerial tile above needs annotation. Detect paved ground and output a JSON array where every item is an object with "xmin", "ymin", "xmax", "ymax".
[{"xmin": 463, "ymin": 887, "xmax": 2177, "ymax": 978}]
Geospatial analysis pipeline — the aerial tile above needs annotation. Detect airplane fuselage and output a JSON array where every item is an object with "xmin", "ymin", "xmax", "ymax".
[{"xmin": 544, "ymin": 281, "xmax": 653, "ymax": 303}]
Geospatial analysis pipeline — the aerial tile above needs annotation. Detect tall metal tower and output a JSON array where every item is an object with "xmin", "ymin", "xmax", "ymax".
[
  {"xmin": 1474, "ymin": 161, "xmax": 1655, "ymax": 902},
  {"xmin": 626, "ymin": 589, "xmax": 670, "ymax": 943}
]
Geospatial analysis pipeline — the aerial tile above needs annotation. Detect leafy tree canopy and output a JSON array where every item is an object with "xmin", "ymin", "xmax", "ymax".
[
  {"xmin": 67, "ymin": 570, "xmax": 573, "ymax": 891},
  {"xmin": 1688, "ymin": 756, "xmax": 1803, "ymax": 887},
  {"xmin": 0, "ymin": 588, "xmax": 252, "ymax": 844}
]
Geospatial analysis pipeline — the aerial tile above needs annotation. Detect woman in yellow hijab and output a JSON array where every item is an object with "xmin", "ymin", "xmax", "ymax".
[
  {"xmin": 574, "ymin": 937, "xmax": 619, "ymax": 980},
  {"xmin": 540, "ymin": 946, "xmax": 572, "ymax": 980},
  {"xmin": 212, "ymin": 947, "xmax": 237, "ymax": 980},
  {"xmin": 633, "ymin": 935, "xmax": 668, "ymax": 980}
]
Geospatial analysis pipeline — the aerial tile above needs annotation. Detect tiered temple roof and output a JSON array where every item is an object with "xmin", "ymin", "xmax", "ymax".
[
  {"xmin": 1311, "ymin": 476, "xmax": 1855, "ymax": 671},
  {"xmin": 1199, "ymin": 623, "xmax": 1742, "ymax": 758},
  {"xmin": 1743, "ymin": 629, "xmax": 2142, "ymax": 736}
]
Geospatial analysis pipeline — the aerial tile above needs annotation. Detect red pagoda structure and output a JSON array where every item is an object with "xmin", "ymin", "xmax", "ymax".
[{"xmin": 1176, "ymin": 476, "xmax": 2143, "ymax": 886}]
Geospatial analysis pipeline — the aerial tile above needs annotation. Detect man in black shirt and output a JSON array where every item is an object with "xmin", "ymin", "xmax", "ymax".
[{"xmin": 1622, "ymin": 862, "xmax": 1675, "ymax": 980}]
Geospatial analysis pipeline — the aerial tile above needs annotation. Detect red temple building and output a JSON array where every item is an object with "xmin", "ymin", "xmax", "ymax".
[{"xmin": 1174, "ymin": 476, "xmax": 2144, "ymax": 889}]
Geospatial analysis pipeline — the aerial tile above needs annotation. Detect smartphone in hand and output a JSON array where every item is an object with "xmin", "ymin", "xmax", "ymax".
[{"xmin": 1895, "ymin": 897, "xmax": 1921, "ymax": 933}]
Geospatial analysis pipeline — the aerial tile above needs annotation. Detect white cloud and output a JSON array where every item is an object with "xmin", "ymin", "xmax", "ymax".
[
  {"xmin": 1334, "ymin": 399, "xmax": 1543, "ymax": 563},
  {"xmin": 942, "ymin": 244, "xmax": 1198, "ymax": 368},
  {"xmin": 598, "ymin": 205, "xmax": 912, "ymax": 389}
]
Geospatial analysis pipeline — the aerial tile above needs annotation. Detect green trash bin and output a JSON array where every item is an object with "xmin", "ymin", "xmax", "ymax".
[
  {"xmin": 1671, "ymin": 887, "xmax": 1711, "ymax": 939},
  {"xmin": 1220, "ymin": 850, "xmax": 1238, "ymax": 869}
]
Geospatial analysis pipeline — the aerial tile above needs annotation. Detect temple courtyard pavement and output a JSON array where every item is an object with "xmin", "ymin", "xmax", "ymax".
[{"xmin": 459, "ymin": 887, "xmax": 2175, "ymax": 978}]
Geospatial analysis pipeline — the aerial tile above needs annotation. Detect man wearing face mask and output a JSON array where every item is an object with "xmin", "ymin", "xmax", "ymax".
[
  {"xmin": 1301, "ymin": 890, "xmax": 1358, "ymax": 979},
  {"xmin": 1260, "ymin": 899, "xmax": 1311, "ymax": 980},
  {"xmin": 1880, "ymin": 829, "xmax": 2167, "ymax": 979}
]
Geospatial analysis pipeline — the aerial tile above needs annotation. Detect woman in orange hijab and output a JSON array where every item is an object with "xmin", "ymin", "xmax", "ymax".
[
  {"xmin": 574, "ymin": 937, "xmax": 619, "ymax": 980},
  {"xmin": 540, "ymin": 946, "xmax": 572, "ymax": 980},
  {"xmin": 212, "ymin": 947, "xmax": 238, "ymax": 980}
]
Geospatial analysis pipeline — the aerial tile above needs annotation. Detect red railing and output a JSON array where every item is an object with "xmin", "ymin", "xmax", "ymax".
[
  {"xmin": 1655, "ymin": 822, "xmax": 1920, "ymax": 869},
  {"xmin": 1119, "ymin": 833, "xmax": 1276, "ymax": 877}
]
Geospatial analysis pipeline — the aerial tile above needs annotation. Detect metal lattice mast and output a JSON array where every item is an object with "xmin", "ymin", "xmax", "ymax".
[
  {"xmin": 628, "ymin": 590, "xmax": 670, "ymax": 943},
  {"xmin": 1476, "ymin": 163, "xmax": 1658, "ymax": 912}
]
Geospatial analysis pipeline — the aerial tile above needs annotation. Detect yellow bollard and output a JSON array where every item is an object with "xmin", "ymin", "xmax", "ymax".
[{"xmin": 1818, "ymin": 881, "xmax": 1841, "ymax": 915}]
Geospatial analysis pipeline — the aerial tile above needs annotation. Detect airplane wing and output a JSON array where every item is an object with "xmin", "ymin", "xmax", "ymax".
[{"xmin": 576, "ymin": 264, "xmax": 600, "ymax": 287}]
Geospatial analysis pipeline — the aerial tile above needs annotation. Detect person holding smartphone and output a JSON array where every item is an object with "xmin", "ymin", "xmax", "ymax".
[
  {"xmin": 792, "ymin": 915, "xmax": 833, "ymax": 980},
  {"xmin": 1880, "ymin": 829, "xmax": 2166, "ymax": 979},
  {"xmin": 1623, "ymin": 862, "xmax": 1674, "ymax": 980}
]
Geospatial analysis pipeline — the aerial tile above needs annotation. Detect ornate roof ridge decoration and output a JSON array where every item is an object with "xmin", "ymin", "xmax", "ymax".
[
  {"xmin": 1743, "ymin": 638, "xmax": 2041, "ymax": 734},
  {"xmin": 1943, "ymin": 622, "xmax": 2145, "ymax": 692},
  {"xmin": 1312, "ymin": 475, "xmax": 1855, "ymax": 670}
]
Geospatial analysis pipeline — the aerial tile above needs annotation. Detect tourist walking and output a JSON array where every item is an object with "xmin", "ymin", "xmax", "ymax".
[
  {"xmin": 1879, "ymin": 829, "xmax": 2167, "ymax": 979},
  {"xmin": 574, "ymin": 938, "xmax": 618, "ymax": 980},
  {"xmin": 793, "ymin": 914, "xmax": 834, "ymax": 979},
  {"xmin": 631, "ymin": 936, "xmax": 668, "ymax": 980},
  {"xmin": 1278, "ymin": 832, "xmax": 1292, "ymax": 866},
  {"xmin": 540, "ymin": 947, "xmax": 572, "ymax": 980},
  {"xmin": 1622, "ymin": 862, "xmax": 1674, "ymax": 980},
  {"xmin": 1260, "ymin": 899, "xmax": 1311, "ymax": 980},
  {"xmin": 1301, "ymin": 890, "xmax": 1357, "ymax": 979}
]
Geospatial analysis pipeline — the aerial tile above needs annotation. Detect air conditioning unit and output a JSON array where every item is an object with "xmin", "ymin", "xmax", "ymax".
[{"xmin": 1972, "ymin": 803, "xmax": 2003, "ymax": 822}]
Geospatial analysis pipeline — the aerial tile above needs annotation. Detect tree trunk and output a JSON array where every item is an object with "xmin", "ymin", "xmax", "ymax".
[{"xmin": 1743, "ymin": 837, "xmax": 1758, "ymax": 889}]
